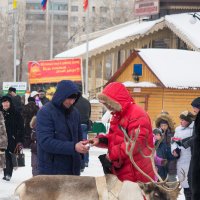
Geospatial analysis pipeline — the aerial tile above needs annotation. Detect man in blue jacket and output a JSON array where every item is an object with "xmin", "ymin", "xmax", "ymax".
[{"xmin": 36, "ymin": 80, "xmax": 89, "ymax": 175}]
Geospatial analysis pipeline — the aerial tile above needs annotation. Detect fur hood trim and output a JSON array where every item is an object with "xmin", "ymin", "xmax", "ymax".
[
  {"xmin": 155, "ymin": 113, "xmax": 175, "ymax": 132},
  {"xmin": 98, "ymin": 93, "xmax": 122, "ymax": 112},
  {"xmin": 30, "ymin": 116, "xmax": 37, "ymax": 129}
]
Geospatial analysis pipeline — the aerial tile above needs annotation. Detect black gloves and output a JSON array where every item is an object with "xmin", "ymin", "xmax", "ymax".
[
  {"xmin": 175, "ymin": 140, "xmax": 183, "ymax": 147},
  {"xmin": 174, "ymin": 148, "xmax": 181, "ymax": 159},
  {"xmin": 174, "ymin": 137, "xmax": 193, "ymax": 149},
  {"xmin": 98, "ymin": 154, "xmax": 112, "ymax": 174},
  {"xmin": 99, "ymin": 138, "xmax": 108, "ymax": 145}
]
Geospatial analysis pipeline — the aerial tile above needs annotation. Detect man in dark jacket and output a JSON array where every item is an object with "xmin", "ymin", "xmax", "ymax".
[
  {"xmin": 191, "ymin": 97, "xmax": 200, "ymax": 200},
  {"xmin": 38, "ymin": 89, "xmax": 49, "ymax": 105},
  {"xmin": 74, "ymin": 94, "xmax": 91, "ymax": 171},
  {"xmin": 6, "ymin": 87, "xmax": 23, "ymax": 113},
  {"xmin": 21, "ymin": 97, "xmax": 39, "ymax": 148},
  {"xmin": 36, "ymin": 80, "xmax": 89, "ymax": 175}
]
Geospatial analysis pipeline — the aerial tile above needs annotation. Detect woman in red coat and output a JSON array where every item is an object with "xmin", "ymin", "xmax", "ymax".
[{"xmin": 90, "ymin": 82, "xmax": 155, "ymax": 182}]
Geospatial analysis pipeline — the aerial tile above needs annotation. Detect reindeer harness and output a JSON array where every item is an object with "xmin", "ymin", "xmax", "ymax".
[{"xmin": 95, "ymin": 176, "xmax": 146, "ymax": 200}]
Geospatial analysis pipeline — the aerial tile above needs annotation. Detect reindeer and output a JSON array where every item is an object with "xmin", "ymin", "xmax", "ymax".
[{"xmin": 15, "ymin": 127, "xmax": 181, "ymax": 200}]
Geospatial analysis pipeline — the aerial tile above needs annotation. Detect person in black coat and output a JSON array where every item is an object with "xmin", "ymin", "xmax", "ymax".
[
  {"xmin": 38, "ymin": 89, "xmax": 49, "ymax": 105},
  {"xmin": 0, "ymin": 96, "xmax": 24, "ymax": 181},
  {"xmin": 74, "ymin": 94, "xmax": 91, "ymax": 171},
  {"xmin": 21, "ymin": 97, "xmax": 39, "ymax": 148},
  {"xmin": 6, "ymin": 87, "xmax": 23, "ymax": 113},
  {"xmin": 191, "ymin": 97, "xmax": 200, "ymax": 200}
]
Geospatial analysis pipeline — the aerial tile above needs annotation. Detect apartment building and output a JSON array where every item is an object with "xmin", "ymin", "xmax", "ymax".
[
  {"xmin": 0, "ymin": 0, "xmax": 134, "ymax": 56},
  {"xmin": 67, "ymin": 0, "xmax": 135, "ymax": 46},
  {"xmin": 25, "ymin": 0, "xmax": 135, "ymax": 50}
]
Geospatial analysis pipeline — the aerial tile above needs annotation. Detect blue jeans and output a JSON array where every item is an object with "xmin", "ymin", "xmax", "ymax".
[{"xmin": 81, "ymin": 124, "xmax": 89, "ymax": 165}]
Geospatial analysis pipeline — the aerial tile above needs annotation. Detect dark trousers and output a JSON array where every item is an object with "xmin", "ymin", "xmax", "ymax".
[
  {"xmin": 184, "ymin": 188, "xmax": 192, "ymax": 200},
  {"xmin": 81, "ymin": 124, "xmax": 89, "ymax": 169},
  {"xmin": 31, "ymin": 152, "xmax": 39, "ymax": 176},
  {"xmin": 3, "ymin": 150, "xmax": 13, "ymax": 177}
]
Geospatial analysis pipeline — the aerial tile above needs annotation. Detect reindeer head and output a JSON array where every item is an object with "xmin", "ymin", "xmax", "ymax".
[{"xmin": 139, "ymin": 182, "xmax": 181, "ymax": 200}]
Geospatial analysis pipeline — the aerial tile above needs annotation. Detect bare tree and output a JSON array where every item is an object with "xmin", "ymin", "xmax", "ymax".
[
  {"xmin": 0, "ymin": 12, "xmax": 13, "ymax": 83},
  {"xmin": 17, "ymin": 3, "xmax": 26, "ymax": 81},
  {"xmin": 95, "ymin": 0, "xmax": 135, "ymax": 28}
]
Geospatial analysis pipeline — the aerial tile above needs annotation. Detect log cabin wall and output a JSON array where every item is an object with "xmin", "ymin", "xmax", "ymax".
[
  {"xmin": 90, "ymin": 102, "xmax": 104, "ymax": 122},
  {"xmin": 116, "ymin": 56, "xmax": 161, "ymax": 84},
  {"xmin": 127, "ymin": 87, "xmax": 200, "ymax": 128},
  {"xmin": 88, "ymin": 27, "xmax": 176, "ymax": 97},
  {"xmin": 86, "ymin": 19, "xmax": 200, "ymax": 123}
]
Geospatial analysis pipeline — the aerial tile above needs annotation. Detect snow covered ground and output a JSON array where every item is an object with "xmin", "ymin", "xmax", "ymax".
[{"xmin": 0, "ymin": 147, "xmax": 185, "ymax": 200}]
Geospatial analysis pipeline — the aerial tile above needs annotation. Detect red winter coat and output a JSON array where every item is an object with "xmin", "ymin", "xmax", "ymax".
[{"xmin": 98, "ymin": 82, "xmax": 155, "ymax": 182}]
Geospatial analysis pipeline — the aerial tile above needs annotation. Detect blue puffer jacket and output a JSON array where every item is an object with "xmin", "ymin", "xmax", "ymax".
[{"xmin": 36, "ymin": 80, "xmax": 82, "ymax": 175}]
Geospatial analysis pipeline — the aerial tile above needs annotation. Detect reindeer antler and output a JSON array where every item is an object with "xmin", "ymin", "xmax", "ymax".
[
  {"xmin": 119, "ymin": 125, "xmax": 181, "ymax": 193},
  {"xmin": 119, "ymin": 125, "xmax": 155, "ymax": 182},
  {"xmin": 137, "ymin": 133, "xmax": 164, "ymax": 182}
]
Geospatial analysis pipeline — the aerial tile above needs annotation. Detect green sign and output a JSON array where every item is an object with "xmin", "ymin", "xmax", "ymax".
[{"xmin": 3, "ymin": 82, "xmax": 27, "ymax": 96}]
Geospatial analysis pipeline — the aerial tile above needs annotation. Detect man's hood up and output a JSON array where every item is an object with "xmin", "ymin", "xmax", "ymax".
[{"xmin": 52, "ymin": 80, "xmax": 80, "ymax": 107}]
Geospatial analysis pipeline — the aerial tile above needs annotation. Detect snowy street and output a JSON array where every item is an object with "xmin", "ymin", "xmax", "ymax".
[
  {"xmin": 0, "ymin": 147, "xmax": 106, "ymax": 200},
  {"xmin": 0, "ymin": 147, "xmax": 185, "ymax": 200}
]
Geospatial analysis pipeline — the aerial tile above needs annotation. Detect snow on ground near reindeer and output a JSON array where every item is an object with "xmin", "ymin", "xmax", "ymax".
[{"xmin": 0, "ymin": 148, "xmax": 185, "ymax": 200}]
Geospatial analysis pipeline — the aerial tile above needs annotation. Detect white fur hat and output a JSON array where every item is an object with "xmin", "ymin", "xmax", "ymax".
[{"xmin": 30, "ymin": 91, "xmax": 39, "ymax": 97}]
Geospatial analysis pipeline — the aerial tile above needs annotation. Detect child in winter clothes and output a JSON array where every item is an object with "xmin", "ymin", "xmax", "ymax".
[
  {"xmin": 155, "ymin": 112, "xmax": 177, "ymax": 181},
  {"xmin": 153, "ymin": 130, "xmax": 168, "ymax": 170},
  {"xmin": 153, "ymin": 128, "xmax": 174, "ymax": 180}
]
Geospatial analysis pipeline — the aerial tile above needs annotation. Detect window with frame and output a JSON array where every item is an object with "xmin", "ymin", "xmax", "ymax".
[
  {"xmin": 100, "ymin": 6, "xmax": 107, "ymax": 13},
  {"xmin": 70, "ymin": 16, "xmax": 78, "ymax": 22},
  {"xmin": 71, "ymin": 6, "xmax": 78, "ymax": 12},
  {"xmin": 100, "ymin": 17, "xmax": 106, "ymax": 23},
  {"xmin": 26, "ymin": 14, "xmax": 45, "ymax": 20},
  {"xmin": 26, "ymin": 3, "xmax": 40, "ymax": 10}
]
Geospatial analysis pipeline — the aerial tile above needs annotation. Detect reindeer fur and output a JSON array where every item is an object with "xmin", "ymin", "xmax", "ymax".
[{"xmin": 15, "ymin": 174, "xmax": 180, "ymax": 200}]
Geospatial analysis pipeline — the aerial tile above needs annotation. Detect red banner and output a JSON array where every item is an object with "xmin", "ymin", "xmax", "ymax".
[
  {"xmin": 134, "ymin": 0, "xmax": 159, "ymax": 17},
  {"xmin": 28, "ymin": 58, "xmax": 82, "ymax": 84},
  {"xmin": 83, "ymin": 0, "xmax": 88, "ymax": 11}
]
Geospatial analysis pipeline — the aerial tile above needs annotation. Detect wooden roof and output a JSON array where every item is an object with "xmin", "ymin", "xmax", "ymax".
[
  {"xmin": 56, "ymin": 13, "xmax": 200, "ymax": 59},
  {"xmin": 161, "ymin": 0, "xmax": 200, "ymax": 3},
  {"xmin": 107, "ymin": 49, "xmax": 200, "ymax": 89}
]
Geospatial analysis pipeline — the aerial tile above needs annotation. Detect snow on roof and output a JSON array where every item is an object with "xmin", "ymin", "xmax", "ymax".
[
  {"xmin": 165, "ymin": 12, "xmax": 200, "ymax": 50},
  {"xmin": 55, "ymin": 19, "xmax": 162, "ymax": 58},
  {"xmin": 123, "ymin": 81, "xmax": 157, "ymax": 87},
  {"xmin": 55, "ymin": 12, "xmax": 200, "ymax": 58},
  {"xmin": 138, "ymin": 49, "xmax": 200, "ymax": 88}
]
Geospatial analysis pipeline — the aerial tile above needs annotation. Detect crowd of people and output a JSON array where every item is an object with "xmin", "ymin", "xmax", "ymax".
[
  {"xmin": 0, "ymin": 81, "xmax": 200, "ymax": 200},
  {"xmin": 0, "ymin": 88, "xmax": 50, "ymax": 180}
]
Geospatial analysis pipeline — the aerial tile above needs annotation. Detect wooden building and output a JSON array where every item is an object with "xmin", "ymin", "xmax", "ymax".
[
  {"xmin": 107, "ymin": 48, "xmax": 200, "ymax": 127},
  {"xmin": 159, "ymin": 0, "xmax": 200, "ymax": 16},
  {"xmin": 56, "ymin": 13, "xmax": 200, "ymax": 99}
]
